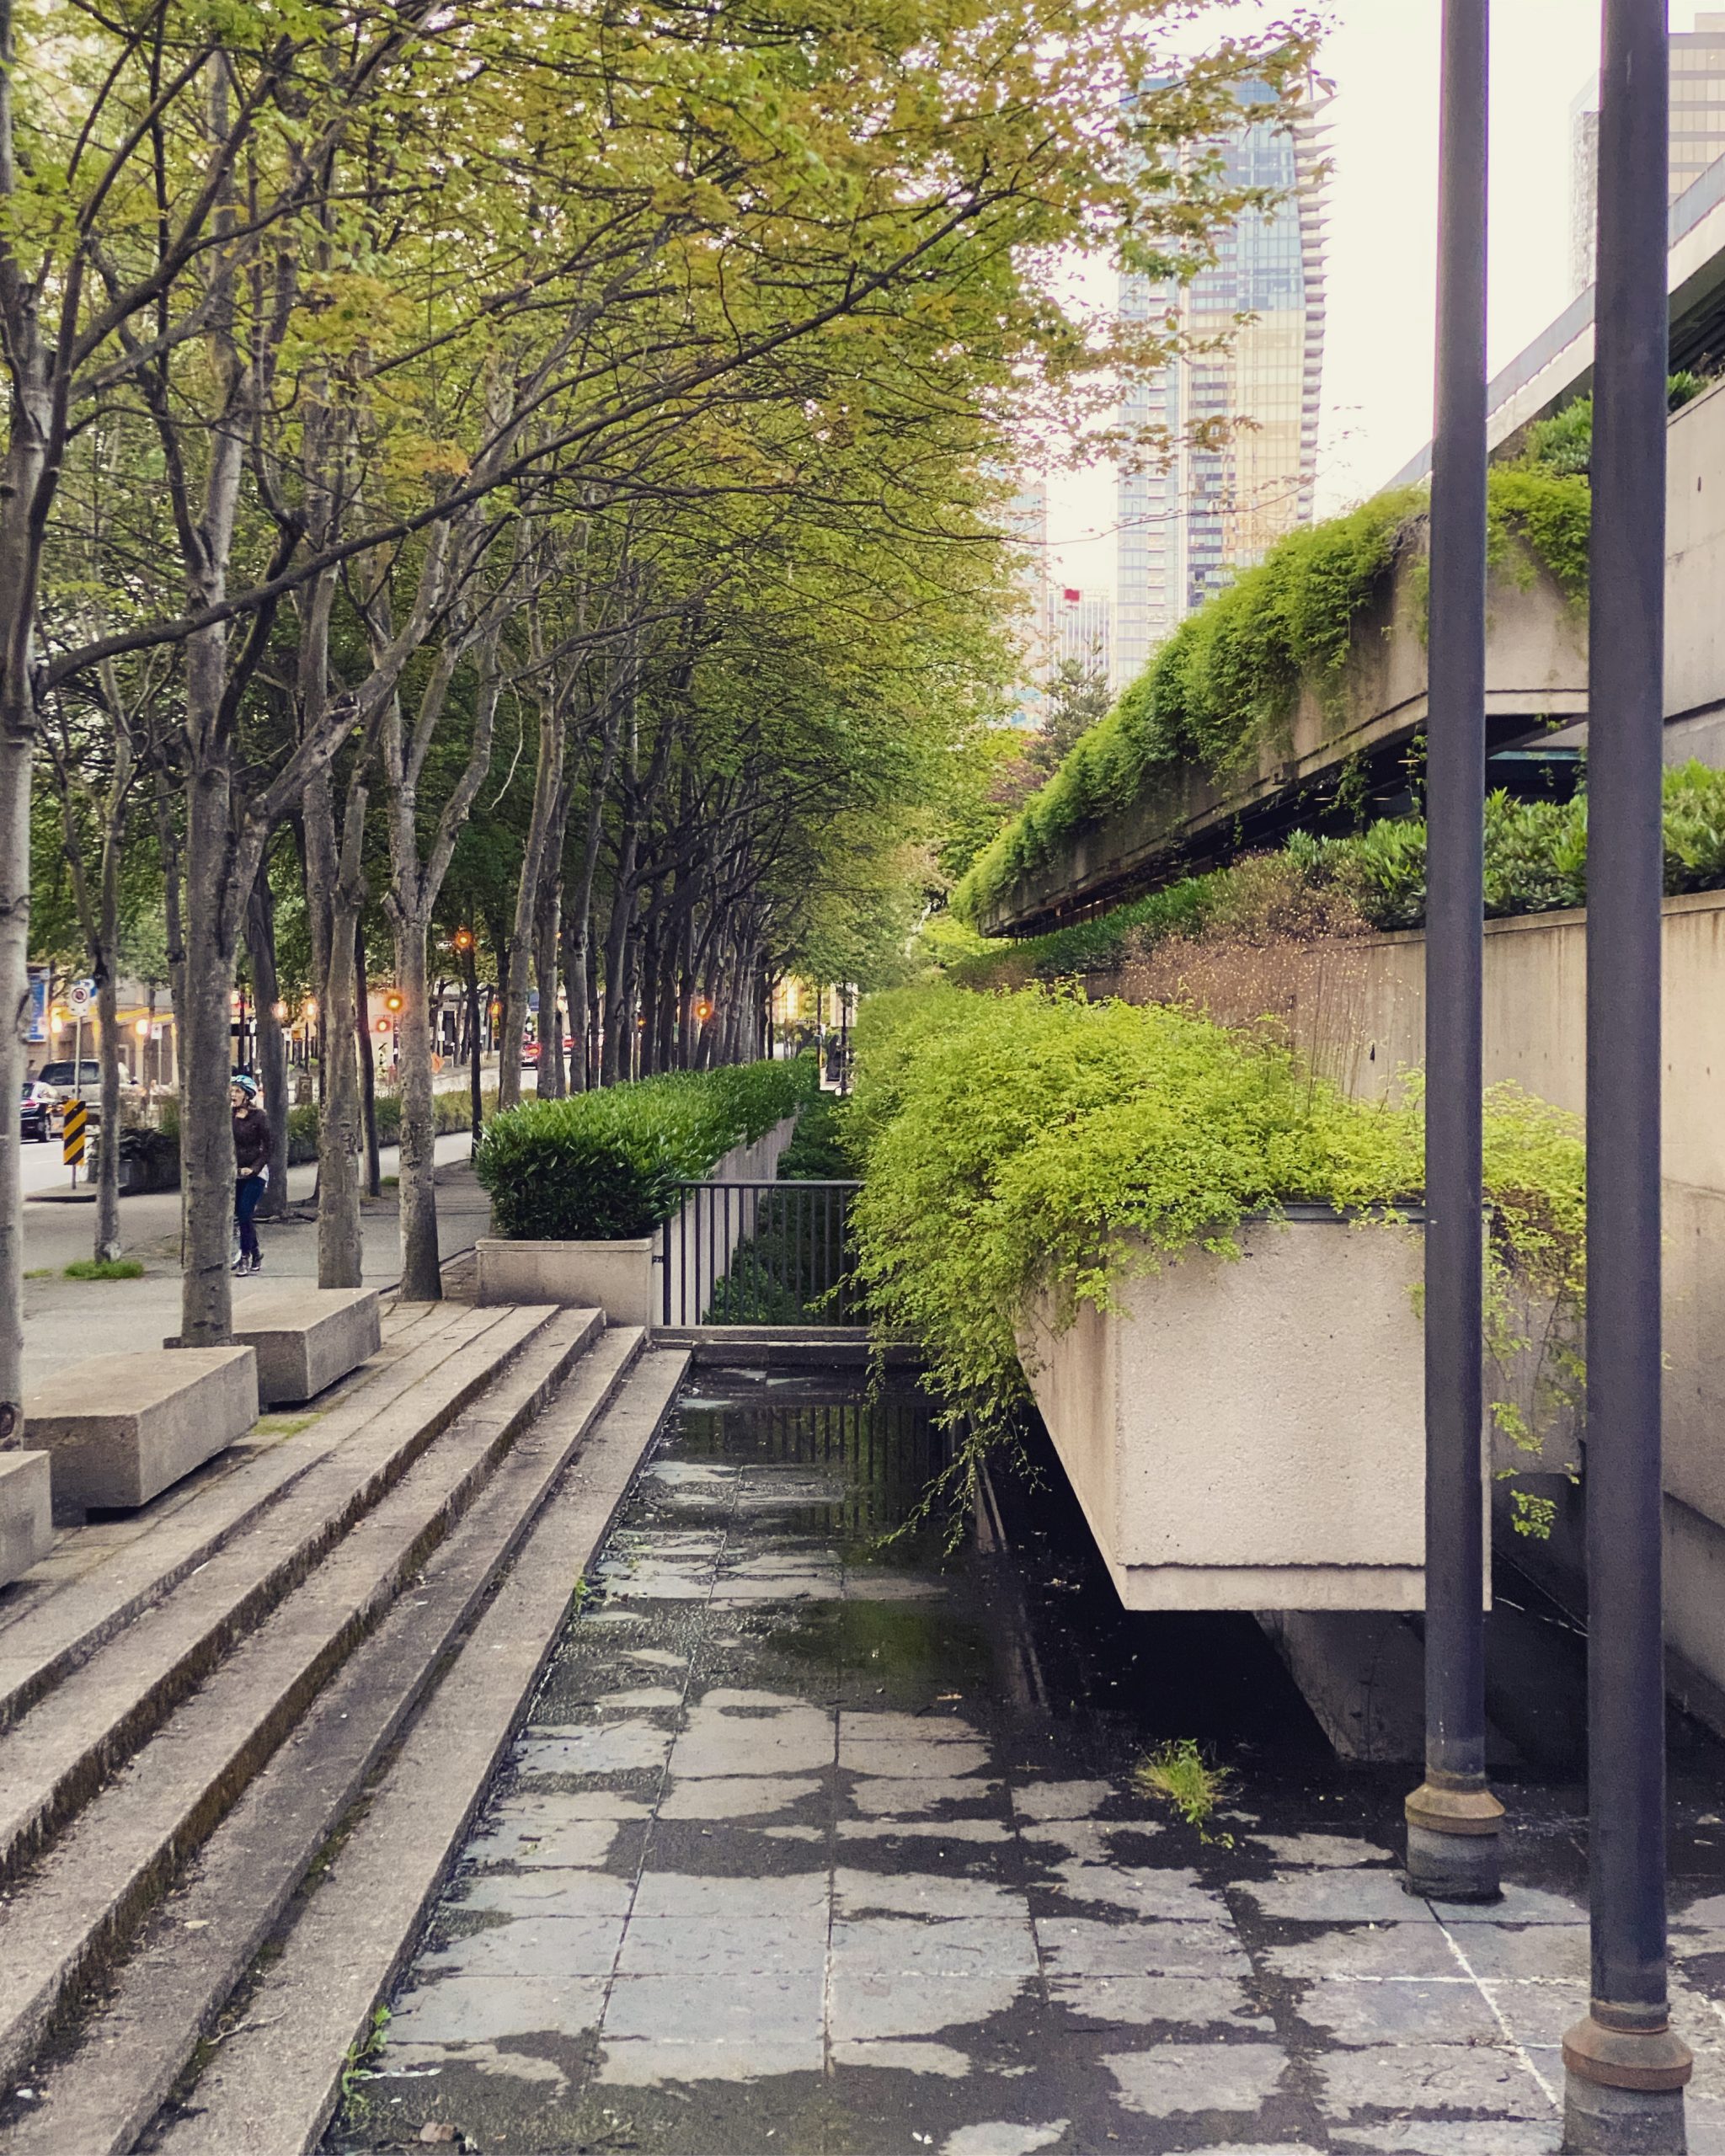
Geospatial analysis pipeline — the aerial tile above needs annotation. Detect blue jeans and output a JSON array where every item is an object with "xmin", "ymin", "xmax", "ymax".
[{"xmin": 235, "ymin": 1173, "xmax": 267, "ymax": 1260}]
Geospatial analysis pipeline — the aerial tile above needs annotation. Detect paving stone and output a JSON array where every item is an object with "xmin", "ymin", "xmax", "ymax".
[
  {"xmin": 1035, "ymin": 1917, "xmax": 1250, "ymax": 1976},
  {"xmin": 838, "ymin": 1818, "xmax": 1012, "ymax": 1844},
  {"xmin": 465, "ymin": 1801, "xmax": 636, "ymax": 1868},
  {"xmin": 849, "ymin": 1775, "xmax": 1005, "ymax": 1814},
  {"xmin": 1249, "ymin": 1833, "xmax": 1397, "ymax": 1868},
  {"xmin": 1039, "ymin": 1859, "xmax": 1227, "ymax": 1921},
  {"xmin": 595, "ymin": 2032, "xmax": 825, "ymax": 2083},
  {"xmin": 1294, "ymin": 1977, "xmax": 1503, "ymax": 2044},
  {"xmin": 515, "ymin": 1722, "xmax": 673, "ymax": 1777},
  {"xmin": 1338, "ymin": 2127, "xmax": 1560, "ymax": 2154},
  {"xmin": 1316, "ymin": 2039, "xmax": 1553, "ymax": 2116},
  {"xmin": 830, "ymin": 1915, "xmax": 1040, "ymax": 1981},
  {"xmin": 630, "ymin": 1868, "xmax": 827, "ymax": 1920},
  {"xmin": 1049, "ymin": 1974, "xmax": 1274, "ymax": 2030},
  {"xmin": 456, "ymin": 1870, "xmax": 633, "ymax": 1918},
  {"xmin": 1246, "ymin": 1871, "xmax": 1437, "ymax": 1924},
  {"xmin": 1432, "ymin": 1884, "xmax": 1584, "ymax": 1925},
  {"xmin": 1103, "ymin": 2040, "xmax": 1290, "ymax": 2117},
  {"xmin": 660, "ymin": 1773, "xmax": 825, "ymax": 1819},
  {"xmin": 833, "ymin": 2038, "xmax": 978, "ymax": 2080},
  {"xmin": 671, "ymin": 1698, "xmax": 834, "ymax": 1777},
  {"xmin": 420, "ymin": 1913, "xmax": 625, "ymax": 1979},
  {"xmin": 1434, "ymin": 1922, "xmax": 1589, "ymax": 1983},
  {"xmin": 603, "ymin": 1971, "xmax": 823, "ymax": 2045},
  {"xmin": 387, "ymin": 1973, "xmax": 609, "ymax": 2045},
  {"xmin": 833, "ymin": 1868, "xmax": 1025, "ymax": 1919},
  {"xmin": 937, "ymin": 2123, "xmax": 1071, "ymax": 2153},
  {"xmin": 1260, "ymin": 1924, "xmax": 1466, "ymax": 1982},
  {"xmin": 616, "ymin": 1915, "xmax": 829, "ymax": 1976},
  {"xmin": 828, "ymin": 1970, "xmax": 1036, "ymax": 2043},
  {"xmin": 837, "ymin": 1736, "xmax": 993, "ymax": 1778},
  {"xmin": 1012, "ymin": 1781, "xmax": 1113, "ymax": 1821}
]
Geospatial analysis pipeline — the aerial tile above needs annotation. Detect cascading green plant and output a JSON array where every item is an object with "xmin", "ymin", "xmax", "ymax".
[
  {"xmin": 953, "ymin": 463, "xmax": 1597, "ymax": 926},
  {"xmin": 848, "ymin": 986, "xmax": 1584, "ymax": 1531}
]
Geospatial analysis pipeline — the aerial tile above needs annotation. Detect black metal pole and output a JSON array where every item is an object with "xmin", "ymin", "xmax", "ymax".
[
  {"xmin": 1406, "ymin": 0, "xmax": 1502, "ymax": 1904},
  {"xmin": 1562, "ymin": 0, "xmax": 1690, "ymax": 2146}
]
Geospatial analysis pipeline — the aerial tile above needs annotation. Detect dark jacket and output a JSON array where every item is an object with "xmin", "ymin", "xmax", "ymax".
[{"xmin": 233, "ymin": 1106, "xmax": 272, "ymax": 1176}]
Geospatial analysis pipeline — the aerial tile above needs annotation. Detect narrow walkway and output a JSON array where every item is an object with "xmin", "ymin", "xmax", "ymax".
[{"xmin": 333, "ymin": 1374, "xmax": 1725, "ymax": 2155}]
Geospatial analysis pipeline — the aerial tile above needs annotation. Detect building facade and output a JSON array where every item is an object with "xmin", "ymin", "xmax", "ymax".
[
  {"xmin": 1045, "ymin": 585, "xmax": 1112, "ymax": 680},
  {"xmin": 1570, "ymin": 14, "xmax": 1725, "ymax": 298},
  {"xmin": 1114, "ymin": 82, "xmax": 1328, "ymax": 692}
]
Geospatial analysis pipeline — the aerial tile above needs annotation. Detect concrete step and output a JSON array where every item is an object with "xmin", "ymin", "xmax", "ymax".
[
  {"xmin": 0, "ymin": 1301, "xmax": 502, "ymax": 1727},
  {"xmin": 149, "ymin": 1347, "xmax": 688, "ymax": 2156},
  {"xmin": 0, "ymin": 1331, "xmax": 670, "ymax": 2156},
  {"xmin": 0, "ymin": 1306, "xmax": 563, "ymax": 1886},
  {"xmin": 0, "ymin": 1305, "xmax": 608, "ymax": 2095}
]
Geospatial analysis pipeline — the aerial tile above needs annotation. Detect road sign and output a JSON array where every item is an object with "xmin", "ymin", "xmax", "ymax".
[
  {"xmin": 67, "ymin": 979, "xmax": 94, "ymax": 1014},
  {"xmin": 61, "ymin": 1100, "xmax": 88, "ymax": 1168}
]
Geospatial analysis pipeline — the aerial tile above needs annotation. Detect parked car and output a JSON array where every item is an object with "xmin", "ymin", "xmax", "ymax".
[
  {"xmin": 19, "ymin": 1081, "xmax": 56, "ymax": 1142},
  {"xmin": 35, "ymin": 1059, "xmax": 104, "ymax": 1099},
  {"xmin": 520, "ymin": 1039, "xmax": 541, "ymax": 1067}
]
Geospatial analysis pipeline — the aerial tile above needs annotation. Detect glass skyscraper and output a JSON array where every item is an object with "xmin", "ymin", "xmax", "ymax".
[{"xmin": 1114, "ymin": 83, "xmax": 1328, "ymax": 691}]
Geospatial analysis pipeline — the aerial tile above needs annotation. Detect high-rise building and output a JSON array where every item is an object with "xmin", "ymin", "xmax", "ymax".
[
  {"xmin": 1045, "ymin": 586, "xmax": 1112, "ymax": 679},
  {"xmin": 1570, "ymin": 15, "xmax": 1725, "ymax": 298},
  {"xmin": 1114, "ymin": 81, "xmax": 1329, "ymax": 692},
  {"xmin": 1002, "ymin": 475, "xmax": 1049, "ymax": 727}
]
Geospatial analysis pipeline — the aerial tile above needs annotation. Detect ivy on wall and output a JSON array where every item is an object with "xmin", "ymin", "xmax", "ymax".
[{"xmin": 954, "ymin": 461, "xmax": 1594, "ymax": 925}]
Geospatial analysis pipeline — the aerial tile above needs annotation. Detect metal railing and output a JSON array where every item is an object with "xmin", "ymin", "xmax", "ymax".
[{"xmin": 659, "ymin": 1179, "xmax": 861, "ymax": 1326}]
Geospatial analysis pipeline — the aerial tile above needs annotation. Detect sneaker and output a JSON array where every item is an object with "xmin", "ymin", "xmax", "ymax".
[
  {"xmin": 232, "ymin": 1256, "xmax": 248, "ymax": 1275},
  {"xmin": 248, "ymin": 1253, "xmax": 263, "ymax": 1275}
]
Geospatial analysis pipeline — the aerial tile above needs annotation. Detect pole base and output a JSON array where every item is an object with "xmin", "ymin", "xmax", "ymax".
[
  {"xmin": 1405, "ymin": 1781, "xmax": 1503, "ymax": 1902},
  {"xmin": 1564, "ymin": 2073, "xmax": 1687, "ymax": 2153}
]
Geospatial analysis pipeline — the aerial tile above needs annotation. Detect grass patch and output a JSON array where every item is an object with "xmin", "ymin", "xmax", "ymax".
[
  {"xmin": 22, "ymin": 1268, "xmax": 52, "ymax": 1280},
  {"xmin": 63, "ymin": 1257, "xmax": 144, "ymax": 1281},
  {"xmin": 1133, "ymin": 1738, "xmax": 1236, "ymax": 1843}
]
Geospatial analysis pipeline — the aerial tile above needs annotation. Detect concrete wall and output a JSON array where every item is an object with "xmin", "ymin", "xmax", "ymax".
[
  {"xmin": 475, "ymin": 1118, "xmax": 797, "ymax": 1324},
  {"xmin": 1265, "ymin": 892, "xmax": 1725, "ymax": 1726},
  {"xmin": 1018, "ymin": 1213, "xmax": 1445, "ymax": 1612}
]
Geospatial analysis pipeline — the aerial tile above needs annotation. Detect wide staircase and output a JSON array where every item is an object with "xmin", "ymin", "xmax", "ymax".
[{"xmin": 0, "ymin": 1296, "xmax": 686, "ymax": 2156}]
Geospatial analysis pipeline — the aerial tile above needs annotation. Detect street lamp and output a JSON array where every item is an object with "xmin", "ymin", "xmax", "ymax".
[
  {"xmin": 1406, "ymin": 0, "xmax": 1501, "ymax": 1906},
  {"xmin": 270, "ymin": 1001, "xmax": 288, "ymax": 1023},
  {"xmin": 1562, "ymin": 1, "xmax": 1692, "ymax": 2148}
]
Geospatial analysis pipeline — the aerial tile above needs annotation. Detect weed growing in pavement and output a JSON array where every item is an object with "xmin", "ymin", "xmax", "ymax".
[
  {"xmin": 1135, "ymin": 1739, "xmax": 1236, "ymax": 1843},
  {"xmin": 63, "ymin": 1257, "xmax": 143, "ymax": 1280},
  {"xmin": 339, "ymin": 2004, "xmax": 391, "ymax": 2099}
]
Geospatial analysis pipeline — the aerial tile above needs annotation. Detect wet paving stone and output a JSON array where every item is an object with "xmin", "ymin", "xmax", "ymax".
[{"xmin": 328, "ymin": 1374, "xmax": 1725, "ymax": 2154}]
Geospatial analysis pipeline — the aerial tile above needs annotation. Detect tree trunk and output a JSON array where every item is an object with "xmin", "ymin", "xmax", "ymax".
[
  {"xmin": 179, "ymin": 761, "xmax": 239, "ymax": 1345},
  {"xmin": 89, "ymin": 803, "xmax": 126, "ymax": 1263},
  {"xmin": 394, "ymin": 910, "xmax": 441, "ymax": 1299},
  {"xmin": 317, "ymin": 792, "xmax": 368, "ymax": 1290},
  {"xmin": 246, "ymin": 870, "xmax": 291, "ymax": 1218},
  {"xmin": 355, "ymin": 923, "xmax": 381, "ymax": 1198}
]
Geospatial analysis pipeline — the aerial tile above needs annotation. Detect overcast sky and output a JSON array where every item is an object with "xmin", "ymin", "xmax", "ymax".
[{"xmin": 1047, "ymin": 0, "xmax": 1702, "ymax": 595}]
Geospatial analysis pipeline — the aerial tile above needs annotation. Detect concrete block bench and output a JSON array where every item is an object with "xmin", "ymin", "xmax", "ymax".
[
  {"xmin": 0, "ymin": 1453, "xmax": 52, "ymax": 1584},
  {"xmin": 25, "ymin": 1348, "xmax": 259, "ymax": 1522},
  {"xmin": 229, "ymin": 1288, "xmax": 382, "ymax": 1406}
]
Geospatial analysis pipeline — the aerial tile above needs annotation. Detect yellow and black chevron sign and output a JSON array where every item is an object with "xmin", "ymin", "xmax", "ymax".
[{"xmin": 61, "ymin": 1100, "xmax": 88, "ymax": 1167}]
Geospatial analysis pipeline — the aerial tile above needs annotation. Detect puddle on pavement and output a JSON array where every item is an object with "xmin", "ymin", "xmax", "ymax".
[{"xmin": 326, "ymin": 1372, "xmax": 1725, "ymax": 2156}]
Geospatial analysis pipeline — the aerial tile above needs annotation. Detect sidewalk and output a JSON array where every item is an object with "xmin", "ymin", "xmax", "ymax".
[{"xmin": 21, "ymin": 1133, "xmax": 489, "ymax": 1390}]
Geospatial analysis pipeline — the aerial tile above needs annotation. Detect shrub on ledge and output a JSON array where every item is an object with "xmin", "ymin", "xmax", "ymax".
[
  {"xmin": 474, "ymin": 1058, "xmax": 814, "ymax": 1241},
  {"xmin": 846, "ymin": 986, "xmax": 1585, "ymax": 1502}
]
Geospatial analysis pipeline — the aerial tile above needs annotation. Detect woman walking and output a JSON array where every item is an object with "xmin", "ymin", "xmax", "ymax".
[{"xmin": 232, "ymin": 1074, "xmax": 273, "ymax": 1275}]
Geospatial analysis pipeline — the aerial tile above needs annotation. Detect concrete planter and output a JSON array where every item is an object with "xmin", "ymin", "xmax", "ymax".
[
  {"xmin": 1017, "ymin": 1209, "xmax": 1447, "ymax": 1612},
  {"xmin": 475, "ymin": 1117, "xmax": 797, "ymax": 1322}
]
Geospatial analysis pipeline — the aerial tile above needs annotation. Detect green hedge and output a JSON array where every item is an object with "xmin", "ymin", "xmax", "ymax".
[
  {"xmin": 474, "ymin": 1058, "xmax": 816, "ymax": 1241},
  {"xmin": 953, "ymin": 463, "xmax": 1593, "ymax": 924},
  {"xmin": 945, "ymin": 764, "xmax": 1725, "ymax": 989}
]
